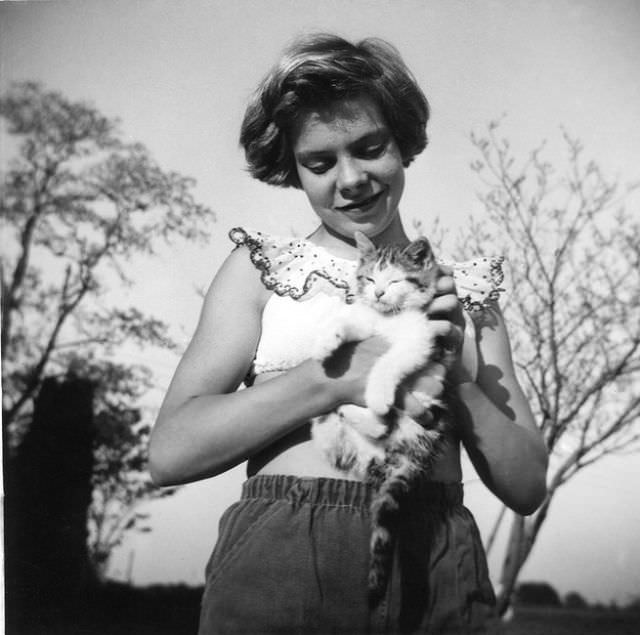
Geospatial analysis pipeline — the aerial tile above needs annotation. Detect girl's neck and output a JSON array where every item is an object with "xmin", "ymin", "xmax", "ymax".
[{"xmin": 308, "ymin": 215, "xmax": 410, "ymax": 260}]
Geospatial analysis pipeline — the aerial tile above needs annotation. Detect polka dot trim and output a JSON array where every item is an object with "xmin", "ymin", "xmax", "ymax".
[
  {"xmin": 229, "ymin": 227, "xmax": 505, "ymax": 310},
  {"xmin": 442, "ymin": 255, "xmax": 506, "ymax": 312},
  {"xmin": 229, "ymin": 227, "xmax": 356, "ymax": 303}
]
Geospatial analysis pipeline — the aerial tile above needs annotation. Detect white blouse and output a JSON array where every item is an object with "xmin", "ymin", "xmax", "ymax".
[{"xmin": 228, "ymin": 227, "xmax": 505, "ymax": 380}]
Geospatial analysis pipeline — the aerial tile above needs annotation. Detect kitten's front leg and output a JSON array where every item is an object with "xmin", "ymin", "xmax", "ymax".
[
  {"xmin": 366, "ymin": 314, "xmax": 438, "ymax": 415},
  {"xmin": 311, "ymin": 304, "xmax": 377, "ymax": 361},
  {"xmin": 311, "ymin": 307, "xmax": 351, "ymax": 361},
  {"xmin": 339, "ymin": 304, "xmax": 379, "ymax": 342}
]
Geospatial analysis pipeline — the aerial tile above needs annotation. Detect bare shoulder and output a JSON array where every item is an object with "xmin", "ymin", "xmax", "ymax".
[
  {"xmin": 160, "ymin": 246, "xmax": 270, "ymax": 412},
  {"xmin": 201, "ymin": 244, "xmax": 270, "ymax": 317}
]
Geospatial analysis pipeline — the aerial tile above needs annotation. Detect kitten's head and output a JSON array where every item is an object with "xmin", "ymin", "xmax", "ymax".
[{"xmin": 354, "ymin": 231, "xmax": 439, "ymax": 313}]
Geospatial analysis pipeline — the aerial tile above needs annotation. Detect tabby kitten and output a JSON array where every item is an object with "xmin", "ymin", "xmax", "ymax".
[{"xmin": 311, "ymin": 231, "xmax": 454, "ymax": 606}]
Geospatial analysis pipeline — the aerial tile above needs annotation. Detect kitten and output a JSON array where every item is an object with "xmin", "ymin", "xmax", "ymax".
[{"xmin": 311, "ymin": 231, "xmax": 454, "ymax": 606}]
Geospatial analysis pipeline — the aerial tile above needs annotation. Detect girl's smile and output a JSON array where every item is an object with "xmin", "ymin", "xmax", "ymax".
[
  {"xmin": 292, "ymin": 96, "xmax": 406, "ymax": 251},
  {"xmin": 334, "ymin": 188, "xmax": 387, "ymax": 213}
]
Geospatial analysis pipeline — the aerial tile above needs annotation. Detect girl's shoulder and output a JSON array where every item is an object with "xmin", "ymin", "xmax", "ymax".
[{"xmin": 228, "ymin": 227, "xmax": 356, "ymax": 302}]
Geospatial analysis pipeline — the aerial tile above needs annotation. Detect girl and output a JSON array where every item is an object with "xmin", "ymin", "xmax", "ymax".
[{"xmin": 149, "ymin": 34, "xmax": 547, "ymax": 634}]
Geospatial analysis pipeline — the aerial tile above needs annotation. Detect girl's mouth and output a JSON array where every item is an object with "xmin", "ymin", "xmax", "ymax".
[{"xmin": 335, "ymin": 190, "xmax": 385, "ymax": 213}]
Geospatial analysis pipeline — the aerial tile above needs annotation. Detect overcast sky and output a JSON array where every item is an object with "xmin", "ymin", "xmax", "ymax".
[{"xmin": 2, "ymin": 0, "xmax": 639, "ymax": 604}]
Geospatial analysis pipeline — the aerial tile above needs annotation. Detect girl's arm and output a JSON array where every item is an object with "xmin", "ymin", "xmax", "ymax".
[
  {"xmin": 148, "ymin": 247, "xmax": 389, "ymax": 486},
  {"xmin": 454, "ymin": 303, "xmax": 548, "ymax": 515}
]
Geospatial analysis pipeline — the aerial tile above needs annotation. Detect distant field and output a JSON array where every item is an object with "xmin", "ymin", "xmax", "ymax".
[{"xmin": 504, "ymin": 607, "xmax": 640, "ymax": 635}]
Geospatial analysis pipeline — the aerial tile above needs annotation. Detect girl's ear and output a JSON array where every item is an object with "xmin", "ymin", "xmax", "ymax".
[
  {"xmin": 403, "ymin": 237, "xmax": 434, "ymax": 266},
  {"xmin": 354, "ymin": 231, "xmax": 376, "ymax": 257}
]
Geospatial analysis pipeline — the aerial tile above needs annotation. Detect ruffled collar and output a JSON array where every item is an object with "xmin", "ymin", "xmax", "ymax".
[
  {"xmin": 229, "ymin": 227, "xmax": 356, "ymax": 302},
  {"xmin": 229, "ymin": 227, "xmax": 504, "ymax": 312}
]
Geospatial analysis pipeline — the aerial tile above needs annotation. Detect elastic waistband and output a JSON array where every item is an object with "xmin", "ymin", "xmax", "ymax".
[{"xmin": 241, "ymin": 474, "xmax": 463, "ymax": 509}]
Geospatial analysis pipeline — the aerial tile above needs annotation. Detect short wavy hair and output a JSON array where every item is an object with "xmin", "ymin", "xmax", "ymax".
[{"xmin": 239, "ymin": 33, "xmax": 430, "ymax": 189}]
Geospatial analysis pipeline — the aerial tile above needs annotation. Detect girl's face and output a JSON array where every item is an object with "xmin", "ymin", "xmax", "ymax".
[{"xmin": 292, "ymin": 96, "xmax": 405, "ymax": 242}]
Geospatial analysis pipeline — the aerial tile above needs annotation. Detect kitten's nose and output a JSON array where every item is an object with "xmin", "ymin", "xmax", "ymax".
[{"xmin": 374, "ymin": 289, "xmax": 385, "ymax": 299}]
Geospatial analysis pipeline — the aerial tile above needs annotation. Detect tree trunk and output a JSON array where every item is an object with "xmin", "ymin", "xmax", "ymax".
[
  {"xmin": 496, "ymin": 513, "xmax": 531, "ymax": 615},
  {"xmin": 496, "ymin": 494, "xmax": 554, "ymax": 615},
  {"xmin": 485, "ymin": 503, "xmax": 508, "ymax": 556}
]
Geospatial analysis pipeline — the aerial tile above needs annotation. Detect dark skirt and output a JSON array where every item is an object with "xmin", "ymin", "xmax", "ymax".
[{"xmin": 198, "ymin": 474, "xmax": 496, "ymax": 634}]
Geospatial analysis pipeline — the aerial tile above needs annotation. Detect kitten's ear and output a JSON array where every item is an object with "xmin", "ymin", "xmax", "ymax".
[
  {"xmin": 403, "ymin": 237, "xmax": 435, "ymax": 266},
  {"xmin": 354, "ymin": 231, "xmax": 376, "ymax": 257}
]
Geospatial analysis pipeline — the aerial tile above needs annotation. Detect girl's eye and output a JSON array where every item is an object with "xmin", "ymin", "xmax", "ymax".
[
  {"xmin": 360, "ymin": 144, "xmax": 385, "ymax": 159},
  {"xmin": 306, "ymin": 163, "xmax": 331, "ymax": 175},
  {"xmin": 303, "ymin": 158, "xmax": 334, "ymax": 175}
]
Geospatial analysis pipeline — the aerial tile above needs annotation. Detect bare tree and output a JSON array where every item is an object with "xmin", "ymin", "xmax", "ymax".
[
  {"xmin": 1, "ymin": 82, "xmax": 213, "ymax": 570},
  {"xmin": 419, "ymin": 121, "xmax": 640, "ymax": 613}
]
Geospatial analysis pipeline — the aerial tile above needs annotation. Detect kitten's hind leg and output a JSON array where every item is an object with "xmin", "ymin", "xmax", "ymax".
[{"xmin": 311, "ymin": 413, "xmax": 359, "ymax": 473}]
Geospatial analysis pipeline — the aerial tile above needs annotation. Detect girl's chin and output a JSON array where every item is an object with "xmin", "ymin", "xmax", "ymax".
[
  {"xmin": 315, "ymin": 206, "xmax": 400, "ymax": 242},
  {"xmin": 331, "ymin": 220, "xmax": 380, "ymax": 240},
  {"xmin": 351, "ymin": 211, "xmax": 399, "ymax": 239}
]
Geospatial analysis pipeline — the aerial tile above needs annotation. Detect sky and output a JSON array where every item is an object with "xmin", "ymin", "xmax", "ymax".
[{"xmin": 1, "ymin": 0, "xmax": 640, "ymax": 605}]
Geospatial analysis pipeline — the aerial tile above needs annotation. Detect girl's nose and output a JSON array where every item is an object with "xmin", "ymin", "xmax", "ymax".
[{"xmin": 337, "ymin": 158, "xmax": 367, "ymax": 196}]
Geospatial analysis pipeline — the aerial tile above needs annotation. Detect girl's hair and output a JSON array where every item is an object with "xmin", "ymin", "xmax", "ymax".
[{"xmin": 240, "ymin": 33, "xmax": 430, "ymax": 188}]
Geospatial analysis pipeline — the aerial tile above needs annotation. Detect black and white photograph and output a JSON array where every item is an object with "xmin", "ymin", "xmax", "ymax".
[{"xmin": 1, "ymin": 1, "xmax": 639, "ymax": 633}]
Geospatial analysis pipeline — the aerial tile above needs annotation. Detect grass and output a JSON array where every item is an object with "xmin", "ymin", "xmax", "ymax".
[
  {"xmin": 7, "ymin": 585, "xmax": 640, "ymax": 634},
  {"xmin": 503, "ymin": 606, "xmax": 640, "ymax": 635}
]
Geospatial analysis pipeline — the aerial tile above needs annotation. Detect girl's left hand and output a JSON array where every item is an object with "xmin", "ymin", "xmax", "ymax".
[
  {"xmin": 396, "ymin": 267, "xmax": 478, "ymax": 420},
  {"xmin": 423, "ymin": 267, "xmax": 477, "ymax": 385},
  {"xmin": 426, "ymin": 267, "xmax": 464, "ymax": 320}
]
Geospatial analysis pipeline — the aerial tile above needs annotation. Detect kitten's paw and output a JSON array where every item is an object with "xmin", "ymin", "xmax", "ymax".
[
  {"xmin": 365, "ymin": 381, "xmax": 396, "ymax": 416},
  {"xmin": 362, "ymin": 418, "xmax": 388, "ymax": 440},
  {"xmin": 339, "ymin": 405, "xmax": 388, "ymax": 439},
  {"xmin": 311, "ymin": 331, "xmax": 343, "ymax": 360},
  {"xmin": 331, "ymin": 446, "xmax": 357, "ymax": 473},
  {"xmin": 411, "ymin": 390, "xmax": 443, "ymax": 411}
]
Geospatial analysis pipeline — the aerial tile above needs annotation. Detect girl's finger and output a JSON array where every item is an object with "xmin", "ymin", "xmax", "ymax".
[
  {"xmin": 428, "ymin": 319, "xmax": 464, "ymax": 348},
  {"xmin": 427, "ymin": 293, "xmax": 460, "ymax": 317},
  {"xmin": 434, "ymin": 274, "xmax": 455, "ymax": 295}
]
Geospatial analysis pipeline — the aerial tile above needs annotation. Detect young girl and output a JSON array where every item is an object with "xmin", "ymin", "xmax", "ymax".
[{"xmin": 149, "ymin": 34, "xmax": 548, "ymax": 634}]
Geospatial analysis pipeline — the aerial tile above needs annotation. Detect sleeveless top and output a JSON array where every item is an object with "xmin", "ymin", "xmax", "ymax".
[{"xmin": 229, "ymin": 227, "xmax": 505, "ymax": 381}]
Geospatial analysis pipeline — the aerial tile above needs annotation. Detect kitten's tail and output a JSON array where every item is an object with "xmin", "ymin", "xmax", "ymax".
[
  {"xmin": 367, "ymin": 454, "xmax": 417, "ymax": 607},
  {"xmin": 366, "ymin": 428, "xmax": 447, "ymax": 607}
]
